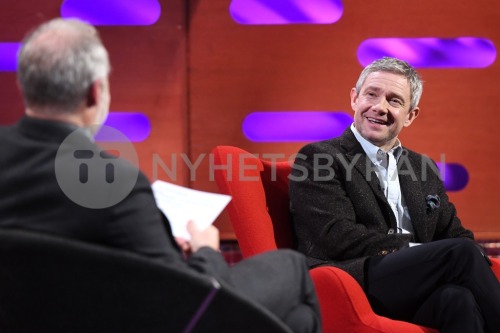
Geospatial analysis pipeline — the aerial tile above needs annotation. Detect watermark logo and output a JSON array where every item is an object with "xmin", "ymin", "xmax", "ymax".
[{"xmin": 55, "ymin": 125, "xmax": 139, "ymax": 209}]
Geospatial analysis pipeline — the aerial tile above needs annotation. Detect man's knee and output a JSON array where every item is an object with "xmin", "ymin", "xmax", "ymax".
[
  {"xmin": 451, "ymin": 238, "xmax": 481, "ymax": 255},
  {"xmin": 284, "ymin": 304, "xmax": 321, "ymax": 333},
  {"xmin": 442, "ymin": 238, "xmax": 484, "ymax": 266}
]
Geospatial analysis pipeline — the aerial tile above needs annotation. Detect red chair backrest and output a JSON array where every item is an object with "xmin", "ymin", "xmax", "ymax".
[{"xmin": 212, "ymin": 146, "xmax": 296, "ymax": 258}]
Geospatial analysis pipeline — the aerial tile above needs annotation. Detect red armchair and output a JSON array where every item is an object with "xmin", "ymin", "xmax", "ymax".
[{"xmin": 212, "ymin": 145, "xmax": 500, "ymax": 333}]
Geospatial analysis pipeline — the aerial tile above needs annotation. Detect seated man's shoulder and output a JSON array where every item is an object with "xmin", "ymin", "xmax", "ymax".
[
  {"xmin": 298, "ymin": 137, "xmax": 342, "ymax": 155},
  {"xmin": 402, "ymin": 147, "xmax": 436, "ymax": 164}
]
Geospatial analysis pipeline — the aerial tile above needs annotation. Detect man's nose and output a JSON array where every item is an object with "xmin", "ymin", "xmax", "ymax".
[{"xmin": 372, "ymin": 97, "xmax": 389, "ymax": 114}]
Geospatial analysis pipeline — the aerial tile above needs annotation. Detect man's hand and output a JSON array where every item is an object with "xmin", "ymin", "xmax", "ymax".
[
  {"xmin": 175, "ymin": 237, "xmax": 192, "ymax": 256},
  {"xmin": 186, "ymin": 220, "xmax": 220, "ymax": 253}
]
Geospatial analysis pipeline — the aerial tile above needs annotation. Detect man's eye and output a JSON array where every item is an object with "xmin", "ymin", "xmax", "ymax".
[{"xmin": 390, "ymin": 99, "xmax": 403, "ymax": 106}]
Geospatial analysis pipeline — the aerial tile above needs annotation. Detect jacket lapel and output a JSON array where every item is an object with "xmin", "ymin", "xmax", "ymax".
[
  {"xmin": 398, "ymin": 150, "xmax": 428, "ymax": 242},
  {"xmin": 339, "ymin": 128, "xmax": 397, "ymax": 229}
]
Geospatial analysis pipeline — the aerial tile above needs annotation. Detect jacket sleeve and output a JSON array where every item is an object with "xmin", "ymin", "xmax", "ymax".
[
  {"xmin": 106, "ymin": 171, "xmax": 186, "ymax": 263},
  {"xmin": 186, "ymin": 247, "xmax": 230, "ymax": 282},
  {"xmin": 108, "ymin": 170, "xmax": 231, "ymax": 281}
]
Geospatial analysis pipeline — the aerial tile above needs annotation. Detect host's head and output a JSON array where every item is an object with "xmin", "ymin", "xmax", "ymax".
[{"xmin": 17, "ymin": 18, "xmax": 111, "ymax": 134}]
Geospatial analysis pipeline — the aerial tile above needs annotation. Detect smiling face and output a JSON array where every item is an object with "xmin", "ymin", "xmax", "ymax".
[{"xmin": 351, "ymin": 71, "xmax": 419, "ymax": 151}]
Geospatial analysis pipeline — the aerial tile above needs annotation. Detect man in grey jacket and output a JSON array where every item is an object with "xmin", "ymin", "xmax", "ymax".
[{"xmin": 290, "ymin": 57, "xmax": 500, "ymax": 333}]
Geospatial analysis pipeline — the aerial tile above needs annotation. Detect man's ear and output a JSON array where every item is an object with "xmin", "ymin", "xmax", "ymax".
[
  {"xmin": 86, "ymin": 81, "xmax": 100, "ymax": 107},
  {"xmin": 404, "ymin": 107, "xmax": 420, "ymax": 127},
  {"xmin": 350, "ymin": 87, "xmax": 358, "ymax": 109}
]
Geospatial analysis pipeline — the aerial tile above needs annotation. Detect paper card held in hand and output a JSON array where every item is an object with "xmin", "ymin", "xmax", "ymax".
[{"xmin": 151, "ymin": 180, "xmax": 232, "ymax": 240}]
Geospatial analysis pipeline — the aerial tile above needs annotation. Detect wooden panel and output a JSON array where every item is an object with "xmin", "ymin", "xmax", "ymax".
[{"xmin": 188, "ymin": 0, "xmax": 500, "ymax": 239}]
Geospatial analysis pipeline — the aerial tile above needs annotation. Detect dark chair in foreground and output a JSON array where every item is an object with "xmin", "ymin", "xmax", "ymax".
[
  {"xmin": 0, "ymin": 228, "xmax": 292, "ymax": 333},
  {"xmin": 212, "ymin": 145, "xmax": 500, "ymax": 333}
]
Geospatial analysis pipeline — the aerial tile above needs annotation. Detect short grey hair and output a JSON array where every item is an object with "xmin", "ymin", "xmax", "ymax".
[
  {"xmin": 17, "ymin": 18, "xmax": 110, "ymax": 114},
  {"xmin": 355, "ymin": 57, "xmax": 423, "ymax": 110}
]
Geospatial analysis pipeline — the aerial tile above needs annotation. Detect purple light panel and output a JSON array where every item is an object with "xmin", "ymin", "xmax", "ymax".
[
  {"xmin": 95, "ymin": 112, "xmax": 151, "ymax": 142},
  {"xmin": 243, "ymin": 111, "xmax": 352, "ymax": 142},
  {"xmin": 0, "ymin": 43, "xmax": 21, "ymax": 72},
  {"xmin": 60, "ymin": 0, "xmax": 161, "ymax": 26},
  {"xmin": 358, "ymin": 38, "xmax": 496, "ymax": 68},
  {"xmin": 437, "ymin": 162, "xmax": 469, "ymax": 192},
  {"xmin": 230, "ymin": 0, "xmax": 343, "ymax": 25}
]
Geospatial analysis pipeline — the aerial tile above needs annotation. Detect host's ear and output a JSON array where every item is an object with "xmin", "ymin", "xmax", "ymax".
[
  {"xmin": 404, "ymin": 107, "xmax": 420, "ymax": 127},
  {"xmin": 86, "ymin": 80, "xmax": 101, "ymax": 107}
]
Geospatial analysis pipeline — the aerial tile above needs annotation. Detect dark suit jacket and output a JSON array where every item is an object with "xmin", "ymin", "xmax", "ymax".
[
  {"xmin": 0, "ymin": 116, "xmax": 229, "ymax": 282},
  {"xmin": 289, "ymin": 127, "xmax": 473, "ymax": 287}
]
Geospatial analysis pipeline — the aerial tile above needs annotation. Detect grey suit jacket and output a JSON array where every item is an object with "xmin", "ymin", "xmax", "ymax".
[{"xmin": 289, "ymin": 127, "xmax": 473, "ymax": 287}]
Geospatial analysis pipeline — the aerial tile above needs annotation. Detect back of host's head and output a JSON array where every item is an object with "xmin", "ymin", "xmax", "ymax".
[
  {"xmin": 355, "ymin": 57, "xmax": 423, "ymax": 111},
  {"xmin": 17, "ymin": 18, "xmax": 110, "ymax": 114}
]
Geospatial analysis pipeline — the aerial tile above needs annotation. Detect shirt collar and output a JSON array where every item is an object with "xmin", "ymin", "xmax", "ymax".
[{"xmin": 350, "ymin": 123, "xmax": 403, "ymax": 164}]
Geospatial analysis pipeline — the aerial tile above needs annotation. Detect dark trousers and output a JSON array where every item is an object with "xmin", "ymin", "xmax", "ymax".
[
  {"xmin": 365, "ymin": 238, "xmax": 500, "ymax": 333},
  {"xmin": 228, "ymin": 249, "xmax": 321, "ymax": 333}
]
